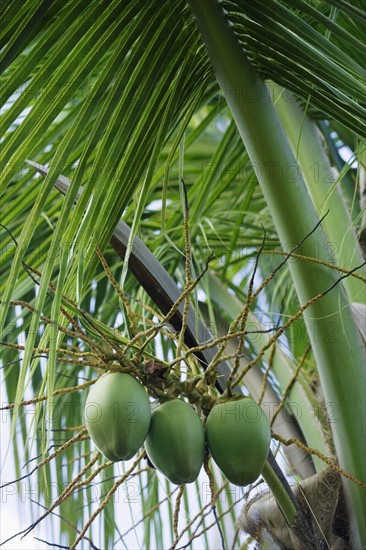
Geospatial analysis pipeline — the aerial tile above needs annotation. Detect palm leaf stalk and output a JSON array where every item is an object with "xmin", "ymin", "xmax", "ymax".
[
  {"xmin": 187, "ymin": 0, "xmax": 366, "ymax": 545},
  {"xmin": 271, "ymin": 85, "xmax": 365, "ymax": 302}
]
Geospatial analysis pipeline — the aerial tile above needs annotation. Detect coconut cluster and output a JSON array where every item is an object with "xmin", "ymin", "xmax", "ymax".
[{"xmin": 84, "ymin": 372, "xmax": 271, "ymax": 486}]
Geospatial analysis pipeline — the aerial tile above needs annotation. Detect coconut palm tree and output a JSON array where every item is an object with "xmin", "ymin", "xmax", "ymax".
[{"xmin": 0, "ymin": 0, "xmax": 365, "ymax": 548}]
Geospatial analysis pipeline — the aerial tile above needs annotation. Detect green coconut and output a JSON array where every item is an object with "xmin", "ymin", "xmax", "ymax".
[
  {"xmin": 206, "ymin": 397, "xmax": 271, "ymax": 486},
  {"xmin": 144, "ymin": 399, "xmax": 205, "ymax": 485},
  {"xmin": 84, "ymin": 372, "xmax": 151, "ymax": 461}
]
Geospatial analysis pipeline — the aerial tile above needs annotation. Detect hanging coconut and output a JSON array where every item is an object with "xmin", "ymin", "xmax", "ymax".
[
  {"xmin": 206, "ymin": 396, "xmax": 271, "ymax": 486},
  {"xmin": 84, "ymin": 372, "xmax": 151, "ymax": 461},
  {"xmin": 144, "ymin": 399, "xmax": 205, "ymax": 485}
]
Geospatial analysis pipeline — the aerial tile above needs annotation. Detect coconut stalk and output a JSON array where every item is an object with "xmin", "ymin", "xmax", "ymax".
[{"xmin": 187, "ymin": 0, "xmax": 366, "ymax": 545}]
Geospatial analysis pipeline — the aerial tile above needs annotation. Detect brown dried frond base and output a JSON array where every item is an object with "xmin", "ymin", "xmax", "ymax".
[{"xmin": 238, "ymin": 467, "xmax": 349, "ymax": 549}]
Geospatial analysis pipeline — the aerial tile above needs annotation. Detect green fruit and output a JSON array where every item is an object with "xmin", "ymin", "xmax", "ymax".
[
  {"xmin": 84, "ymin": 373, "xmax": 151, "ymax": 461},
  {"xmin": 206, "ymin": 397, "xmax": 271, "ymax": 486},
  {"xmin": 144, "ymin": 399, "xmax": 205, "ymax": 485}
]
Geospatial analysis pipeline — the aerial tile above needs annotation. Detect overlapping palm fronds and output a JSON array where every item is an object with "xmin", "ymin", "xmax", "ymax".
[{"xmin": 1, "ymin": 0, "xmax": 365, "ymax": 548}]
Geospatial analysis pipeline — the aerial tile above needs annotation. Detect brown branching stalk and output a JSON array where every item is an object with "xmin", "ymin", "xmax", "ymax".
[
  {"xmin": 1, "ymin": 376, "xmax": 101, "ymax": 410},
  {"xmin": 258, "ymin": 342, "xmax": 277, "ymax": 406},
  {"xmin": 169, "ymin": 479, "xmax": 229, "ymax": 547},
  {"xmin": 170, "ymin": 484, "xmax": 186, "ymax": 550},
  {"xmin": 125, "ymin": 253, "xmax": 213, "ymax": 356},
  {"xmin": 270, "ymin": 345, "xmax": 311, "ymax": 425},
  {"xmin": 118, "ymin": 486, "xmax": 181, "ymax": 541},
  {"xmin": 21, "ymin": 452, "xmax": 102, "ymax": 540},
  {"xmin": 203, "ymin": 452, "xmax": 225, "ymax": 550},
  {"xmin": 273, "ymin": 433, "xmax": 366, "ymax": 489},
  {"xmin": 0, "ymin": 433, "xmax": 96, "ymax": 547},
  {"xmin": 227, "ymin": 232, "xmax": 266, "ymax": 395},
  {"xmin": 69, "ymin": 452, "xmax": 144, "ymax": 549},
  {"xmin": 262, "ymin": 249, "xmax": 366, "ymax": 283},
  {"xmin": 29, "ymin": 496, "xmax": 100, "ymax": 550},
  {"xmin": 0, "ymin": 428, "xmax": 89, "ymax": 491},
  {"xmin": 4, "ymin": 299, "xmax": 105, "ymax": 356},
  {"xmin": 95, "ymin": 245, "xmax": 139, "ymax": 338},
  {"xmin": 229, "ymin": 259, "xmax": 365, "ymax": 390},
  {"xmin": 247, "ymin": 212, "xmax": 330, "ymax": 304},
  {"xmin": 78, "ymin": 310, "xmax": 132, "ymax": 369},
  {"xmin": 175, "ymin": 492, "xmax": 246, "ymax": 550}
]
